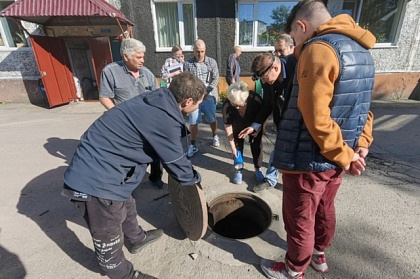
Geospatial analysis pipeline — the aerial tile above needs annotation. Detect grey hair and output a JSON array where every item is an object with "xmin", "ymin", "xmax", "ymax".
[
  {"xmin": 275, "ymin": 34, "xmax": 294, "ymax": 47},
  {"xmin": 234, "ymin": 45, "xmax": 242, "ymax": 52},
  {"xmin": 227, "ymin": 81, "xmax": 249, "ymax": 104},
  {"xmin": 120, "ymin": 38, "xmax": 146, "ymax": 58}
]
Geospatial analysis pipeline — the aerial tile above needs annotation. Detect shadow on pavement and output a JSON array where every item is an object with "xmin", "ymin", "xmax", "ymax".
[
  {"xmin": 132, "ymin": 114, "xmax": 287, "ymax": 270},
  {"xmin": 0, "ymin": 243, "xmax": 26, "ymax": 279},
  {"xmin": 16, "ymin": 138, "xmax": 101, "ymax": 274},
  {"xmin": 369, "ymin": 101, "xmax": 420, "ymax": 188}
]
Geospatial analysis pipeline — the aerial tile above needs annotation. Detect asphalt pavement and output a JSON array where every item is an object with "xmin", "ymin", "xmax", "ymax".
[{"xmin": 0, "ymin": 99, "xmax": 419, "ymax": 279}]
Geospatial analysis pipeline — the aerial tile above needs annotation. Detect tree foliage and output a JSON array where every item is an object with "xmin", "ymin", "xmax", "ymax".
[
  {"xmin": 258, "ymin": 5, "xmax": 291, "ymax": 46},
  {"xmin": 270, "ymin": 5, "xmax": 291, "ymax": 33}
]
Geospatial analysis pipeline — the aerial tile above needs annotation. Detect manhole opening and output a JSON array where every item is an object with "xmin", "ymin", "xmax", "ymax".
[{"xmin": 207, "ymin": 193, "xmax": 272, "ymax": 240}]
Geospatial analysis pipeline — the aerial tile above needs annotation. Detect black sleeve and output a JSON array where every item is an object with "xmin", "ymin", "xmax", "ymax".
[
  {"xmin": 252, "ymin": 83, "xmax": 273, "ymax": 125},
  {"xmin": 225, "ymin": 55, "xmax": 234, "ymax": 84},
  {"xmin": 222, "ymin": 100, "xmax": 234, "ymax": 125}
]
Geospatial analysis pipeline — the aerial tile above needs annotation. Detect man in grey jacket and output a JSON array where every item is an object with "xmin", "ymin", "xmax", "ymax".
[
  {"xmin": 225, "ymin": 45, "xmax": 242, "ymax": 85},
  {"xmin": 63, "ymin": 72, "xmax": 205, "ymax": 279}
]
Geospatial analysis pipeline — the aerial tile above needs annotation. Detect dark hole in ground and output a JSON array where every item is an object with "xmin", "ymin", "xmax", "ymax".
[{"xmin": 208, "ymin": 193, "xmax": 272, "ymax": 240}]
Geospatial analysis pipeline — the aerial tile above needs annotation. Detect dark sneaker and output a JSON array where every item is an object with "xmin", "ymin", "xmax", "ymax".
[
  {"xmin": 133, "ymin": 270, "xmax": 158, "ymax": 279},
  {"xmin": 255, "ymin": 169, "xmax": 265, "ymax": 182},
  {"xmin": 253, "ymin": 179, "xmax": 272, "ymax": 193},
  {"xmin": 151, "ymin": 179, "xmax": 164, "ymax": 189},
  {"xmin": 129, "ymin": 229, "xmax": 163, "ymax": 254},
  {"xmin": 311, "ymin": 253, "xmax": 329, "ymax": 273}
]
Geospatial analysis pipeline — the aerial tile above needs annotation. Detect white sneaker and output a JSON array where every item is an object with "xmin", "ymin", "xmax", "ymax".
[
  {"xmin": 311, "ymin": 253, "xmax": 329, "ymax": 273},
  {"xmin": 212, "ymin": 135, "xmax": 220, "ymax": 147},
  {"xmin": 260, "ymin": 259, "xmax": 304, "ymax": 279},
  {"xmin": 187, "ymin": 144, "xmax": 198, "ymax": 158}
]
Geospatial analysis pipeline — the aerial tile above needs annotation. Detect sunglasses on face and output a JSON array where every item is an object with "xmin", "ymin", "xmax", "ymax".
[
  {"xmin": 252, "ymin": 55, "xmax": 275, "ymax": 81},
  {"xmin": 230, "ymin": 101, "xmax": 247, "ymax": 109}
]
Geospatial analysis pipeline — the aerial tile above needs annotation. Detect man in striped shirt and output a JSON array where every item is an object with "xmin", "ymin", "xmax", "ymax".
[{"xmin": 184, "ymin": 39, "xmax": 220, "ymax": 157}]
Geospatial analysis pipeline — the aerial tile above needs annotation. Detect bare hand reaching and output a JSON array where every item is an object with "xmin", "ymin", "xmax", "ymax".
[{"xmin": 238, "ymin": 127, "xmax": 259, "ymax": 139}]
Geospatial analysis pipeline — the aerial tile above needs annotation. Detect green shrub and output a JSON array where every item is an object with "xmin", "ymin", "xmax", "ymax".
[{"xmin": 219, "ymin": 91, "xmax": 227, "ymax": 102}]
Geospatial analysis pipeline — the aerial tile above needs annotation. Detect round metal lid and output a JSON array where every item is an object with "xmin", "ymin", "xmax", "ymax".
[{"xmin": 168, "ymin": 176, "xmax": 208, "ymax": 241}]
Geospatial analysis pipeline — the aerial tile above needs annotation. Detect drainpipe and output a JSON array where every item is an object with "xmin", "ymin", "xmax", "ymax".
[{"xmin": 215, "ymin": 1, "xmax": 222, "ymax": 71}]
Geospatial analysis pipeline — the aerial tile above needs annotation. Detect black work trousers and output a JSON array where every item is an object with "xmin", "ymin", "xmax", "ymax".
[
  {"xmin": 234, "ymin": 132, "xmax": 263, "ymax": 169},
  {"xmin": 75, "ymin": 196, "xmax": 146, "ymax": 279},
  {"xmin": 149, "ymin": 160, "xmax": 163, "ymax": 182}
]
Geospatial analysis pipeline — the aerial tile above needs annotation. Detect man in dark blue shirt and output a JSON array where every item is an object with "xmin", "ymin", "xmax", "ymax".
[{"xmin": 63, "ymin": 72, "xmax": 205, "ymax": 279}]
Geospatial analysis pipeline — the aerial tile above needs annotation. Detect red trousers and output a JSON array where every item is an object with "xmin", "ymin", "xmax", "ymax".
[{"xmin": 282, "ymin": 168, "xmax": 344, "ymax": 272}]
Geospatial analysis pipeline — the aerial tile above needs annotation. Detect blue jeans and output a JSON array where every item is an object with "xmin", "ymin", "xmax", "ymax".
[
  {"xmin": 265, "ymin": 150, "xmax": 279, "ymax": 186},
  {"xmin": 188, "ymin": 95, "xmax": 217, "ymax": 125}
]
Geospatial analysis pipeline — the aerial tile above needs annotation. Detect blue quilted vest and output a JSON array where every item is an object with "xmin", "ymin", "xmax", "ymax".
[{"xmin": 273, "ymin": 33, "xmax": 375, "ymax": 172}]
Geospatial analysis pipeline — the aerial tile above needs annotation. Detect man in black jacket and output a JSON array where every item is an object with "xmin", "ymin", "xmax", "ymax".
[
  {"xmin": 239, "ymin": 53, "xmax": 296, "ymax": 192},
  {"xmin": 62, "ymin": 72, "xmax": 205, "ymax": 279}
]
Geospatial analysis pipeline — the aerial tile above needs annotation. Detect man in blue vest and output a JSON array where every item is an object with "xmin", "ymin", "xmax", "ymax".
[{"xmin": 260, "ymin": 1, "xmax": 375, "ymax": 278}]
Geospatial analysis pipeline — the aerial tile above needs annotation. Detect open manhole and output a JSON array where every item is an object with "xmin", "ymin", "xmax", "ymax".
[
  {"xmin": 168, "ymin": 177, "xmax": 275, "ymax": 241},
  {"xmin": 207, "ymin": 193, "xmax": 273, "ymax": 240}
]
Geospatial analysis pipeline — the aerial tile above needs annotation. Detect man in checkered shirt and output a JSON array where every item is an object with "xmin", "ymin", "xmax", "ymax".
[{"xmin": 184, "ymin": 39, "xmax": 220, "ymax": 158}]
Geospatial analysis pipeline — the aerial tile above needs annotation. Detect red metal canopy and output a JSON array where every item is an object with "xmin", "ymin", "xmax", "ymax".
[{"xmin": 0, "ymin": 0, "xmax": 133, "ymax": 26}]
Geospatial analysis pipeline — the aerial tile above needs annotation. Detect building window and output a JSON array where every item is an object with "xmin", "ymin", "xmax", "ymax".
[
  {"xmin": 0, "ymin": 0, "xmax": 28, "ymax": 48},
  {"xmin": 152, "ymin": 0, "xmax": 196, "ymax": 51},
  {"xmin": 238, "ymin": 1, "xmax": 298, "ymax": 49},
  {"xmin": 342, "ymin": 0, "xmax": 407, "ymax": 44}
]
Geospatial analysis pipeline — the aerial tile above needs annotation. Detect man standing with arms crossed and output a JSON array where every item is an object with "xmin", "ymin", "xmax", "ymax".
[
  {"xmin": 260, "ymin": 0, "xmax": 375, "ymax": 278},
  {"xmin": 184, "ymin": 39, "xmax": 220, "ymax": 157},
  {"xmin": 99, "ymin": 38, "xmax": 164, "ymax": 189}
]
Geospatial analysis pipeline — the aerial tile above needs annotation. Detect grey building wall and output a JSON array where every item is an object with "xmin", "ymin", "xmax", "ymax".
[
  {"xmin": 120, "ymin": 0, "xmax": 419, "ymax": 76},
  {"xmin": 327, "ymin": 0, "xmax": 420, "ymax": 73},
  {"xmin": 195, "ymin": 0, "xmax": 236, "ymax": 76},
  {"xmin": 0, "ymin": 48, "xmax": 37, "ymax": 78},
  {"xmin": 374, "ymin": 0, "xmax": 420, "ymax": 73},
  {"xmin": 119, "ymin": 0, "xmax": 164, "ymax": 74},
  {"xmin": 0, "ymin": 47, "xmax": 41, "ymax": 104},
  {"xmin": 0, "ymin": 0, "xmax": 419, "ymax": 103},
  {"xmin": 119, "ymin": 0, "xmax": 240, "ymax": 77},
  {"xmin": 0, "ymin": 21, "xmax": 39, "ymax": 80}
]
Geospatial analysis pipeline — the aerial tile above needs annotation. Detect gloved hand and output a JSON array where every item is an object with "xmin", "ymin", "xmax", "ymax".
[
  {"xmin": 193, "ymin": 169, "xmax": 201, "ymax": 184},
  {"xmin": 191, "ymin": 169, "xmax": 202, "ymax": 189}
]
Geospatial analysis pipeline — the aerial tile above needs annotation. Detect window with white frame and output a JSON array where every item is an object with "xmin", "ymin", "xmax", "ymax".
[
  {"xmin": 342, "ymin": 0, "xmax": 407, "ymax": 44},
  {"xmin": 152, "ymin": 0, "xmax": 196, "ymax": 51},
  {"xmin": 238, "ymin": 0, "xmax": 298, "ymax": 49},
  {"xmin": 0, "ymin": 0, "xmax": 28, "ymax": 48}
]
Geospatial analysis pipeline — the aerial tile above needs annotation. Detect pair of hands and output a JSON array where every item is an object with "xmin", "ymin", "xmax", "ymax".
[
  {"xmin": 238, "ymin": 126, "xmax": 369, "ymax": 177},
  {"xmin": 238, "ymin": 127, "xmax": 260, "ymax": 139},
  {"xmin": 345, "ymin": 147, "xmax": 369, "ymax": 176},
  {"xmin": 231, "ymin": 127, "xmax": 260, "ymax": 158}
]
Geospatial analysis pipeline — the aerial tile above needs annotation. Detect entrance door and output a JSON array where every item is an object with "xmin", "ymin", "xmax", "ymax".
[
  {"xmin": 89, "ymin": 37, "xmax": 113, "ymax": 88},
  {"xmin": 30, "ymin": 36, "xmax": 77, "ymax": 107}
]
